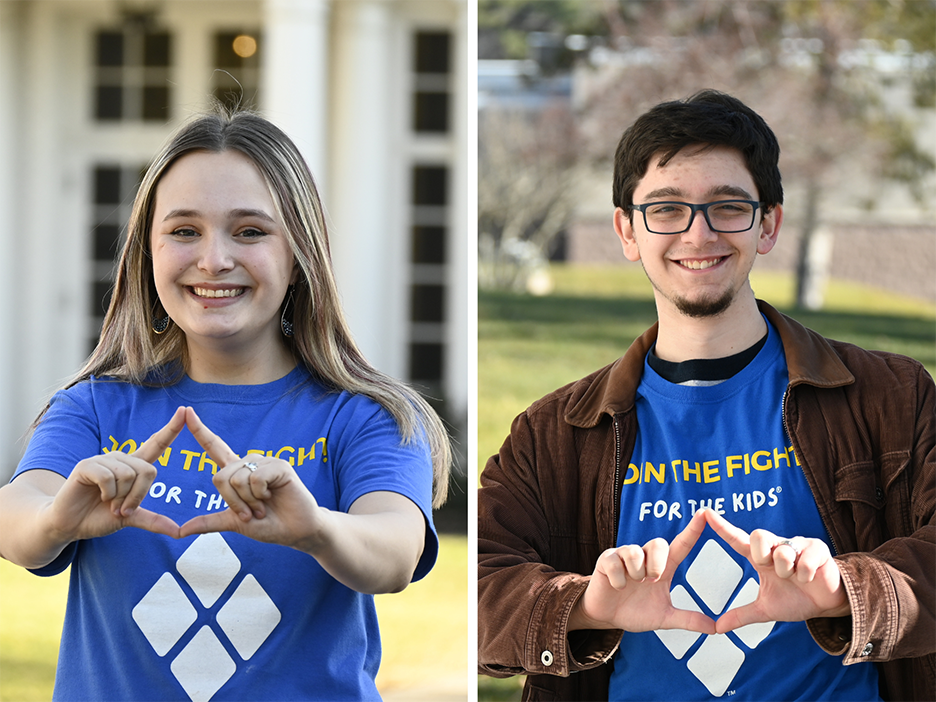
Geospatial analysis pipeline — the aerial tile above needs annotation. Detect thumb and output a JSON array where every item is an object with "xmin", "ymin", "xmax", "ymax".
[
  {"xmin": 125, "ymin": 508, "xmax": 182, "ymax": 539},
  {"xmin": 716, "ymin": 603, "xmax": 763, "ymax": 634}
]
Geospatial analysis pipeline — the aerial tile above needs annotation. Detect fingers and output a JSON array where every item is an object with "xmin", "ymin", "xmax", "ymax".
[
  {"xmin": 185, "ymin": 407, "xmax": 240, "ymax": 468},
  {"xmin": 133, "ymin": 406, "xmax": 186, "ymax": 463},
  {"xmin": 596, "ymin": 538, "xmax": 669, "ymax": 590},
  {"xmin": 703, "ymin": 509, "xmax": 751, "ymax": 557},
  {"xmin": 668, "ymin": 509, "xmax": 709, "ymax": 565},
  {"xmin": 76, "ymin": 452, "xmax": 158, "ymax": 518}
]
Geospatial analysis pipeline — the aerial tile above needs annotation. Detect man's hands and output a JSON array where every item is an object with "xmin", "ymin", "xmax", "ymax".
[
  {"xmin": 705, "ymin": 509, "xmax": 850, "ymax": 632},
  {"xmin": 570, "ymin": 509, "xmax": 715, "ymax": 634},
  {"xmin": 569, "ymin": 509, "xmax": 850, "ymax": 636}
]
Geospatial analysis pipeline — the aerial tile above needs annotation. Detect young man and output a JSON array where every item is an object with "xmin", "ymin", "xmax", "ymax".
[{"xmin": 478, "ymin": 91, "xmax": 934, "ymax": 701}]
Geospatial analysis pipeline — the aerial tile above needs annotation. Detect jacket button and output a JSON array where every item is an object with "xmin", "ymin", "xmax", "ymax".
[
  {"xmin": 875, "ymin": 487, "xmax": 884, "ymax": 502},
  {"xmin": 860, "ymin": 642, "xmax": 874, "ymax": 656},
  {"xmin": 541, "ymin": 650, "xmax": 554, "ymax": 667}
]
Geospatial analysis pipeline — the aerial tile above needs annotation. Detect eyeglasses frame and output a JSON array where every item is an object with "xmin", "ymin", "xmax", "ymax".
[{"xmin": 630, "ymin": 199, "xmax": 764, "ymax": 235}]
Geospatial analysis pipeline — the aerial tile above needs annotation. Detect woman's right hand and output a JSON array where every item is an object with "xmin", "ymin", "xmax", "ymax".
[{"xmin": 42, "ymin": 406, "xmax": 186, "ymax": 544}]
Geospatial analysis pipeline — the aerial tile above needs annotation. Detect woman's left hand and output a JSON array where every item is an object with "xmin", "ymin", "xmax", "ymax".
[{"xmin": 177, "ymin": 407, "xmax": 324, "ymax": 549}]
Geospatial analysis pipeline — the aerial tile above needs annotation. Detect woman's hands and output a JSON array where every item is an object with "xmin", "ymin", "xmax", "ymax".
[
  {"xmin": 2, "ymin": 405, "xmax": 426, "ymax": 593},
  {"xmin": 0, "ymin": 407, "xmax": 186, "ymax": 569}
]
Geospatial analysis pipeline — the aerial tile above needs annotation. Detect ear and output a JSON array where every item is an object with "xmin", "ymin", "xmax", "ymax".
[
  {"xmin": 613, "ymin": 208, "xmax": 642, "ymax": 262},
  {"xmin": 757, "ymin": 204, "xmax": 783, "ymax": 255}
]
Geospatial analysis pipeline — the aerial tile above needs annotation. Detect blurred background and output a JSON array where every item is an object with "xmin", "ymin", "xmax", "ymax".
[
  {"xmin": 477, "ymin": 1, "xmax": 935, "ymax": 700},
  {"xmin": 0, "ymin": 1, "xmax": 468, "ymax": 700}
]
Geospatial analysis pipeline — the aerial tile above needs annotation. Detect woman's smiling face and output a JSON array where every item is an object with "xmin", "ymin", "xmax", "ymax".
[{"xmin": 150, "ymin": 149, "xmax": 296, "ymax": 356}]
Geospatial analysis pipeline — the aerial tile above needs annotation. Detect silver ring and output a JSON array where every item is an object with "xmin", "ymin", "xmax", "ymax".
[
  {"xmin": 778, "ymin": 538, "xmax": 802, "ymax": 555},
  {"xmin": 244, "ymin": 461, "xmax": 259, "ymax": 473}
]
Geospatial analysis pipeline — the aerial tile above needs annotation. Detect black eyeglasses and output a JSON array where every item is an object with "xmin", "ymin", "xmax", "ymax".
[{"xmin": 631, "ymin": 200, "xmax": 763, "ymax": 235}]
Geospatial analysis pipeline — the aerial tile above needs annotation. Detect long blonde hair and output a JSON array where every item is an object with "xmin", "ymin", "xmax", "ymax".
[{"xmin": 53, "ymin": 109, "xmax": 451, "ymax": 507}]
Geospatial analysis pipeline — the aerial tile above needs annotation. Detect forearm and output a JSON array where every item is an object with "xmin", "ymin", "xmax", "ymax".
[
  {"xmin": 0, "ymin": 480, "xmax": 72, "ymax": 570},
  {"xmin": 295, "ymin": 494, "xmax": 425, "ymax": 595}
]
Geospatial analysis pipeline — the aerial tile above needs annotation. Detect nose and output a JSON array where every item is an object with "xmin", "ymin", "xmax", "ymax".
[
  {"xmin": 196, "ymin": 231, "xmax": 235, "ymax": 275},
  {"xmin": 680, "ymin": 208, "xmax": 719, "ymax": 246}
]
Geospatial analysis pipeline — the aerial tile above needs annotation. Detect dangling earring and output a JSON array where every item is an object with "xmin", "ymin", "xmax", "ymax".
[
  {"xmin": 152, "ymin": 298, "xmax": 170, "ymax": 334},
  {"xmin": 281, "ymin": 286, "xmax": 295, "ymax": 338}
]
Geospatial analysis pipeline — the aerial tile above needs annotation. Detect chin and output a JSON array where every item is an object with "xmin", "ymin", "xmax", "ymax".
[{"xmin": 673, "ymin": 289, "xmax": 736, "ymax": 318}]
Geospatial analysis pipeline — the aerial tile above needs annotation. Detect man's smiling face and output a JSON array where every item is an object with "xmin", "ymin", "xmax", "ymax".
[{"xmin": 614, "ymin": 144, "xmax": 782, "ymax": 319}]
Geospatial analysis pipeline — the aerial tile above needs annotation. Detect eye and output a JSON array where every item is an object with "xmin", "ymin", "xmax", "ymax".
[
  {"xmin": 237, "ymin": 228, "xmax": 268, "ymax": 239},
  {"xmin": 170, "ymin": 227, "xmax": 199, "ymax": 238}
]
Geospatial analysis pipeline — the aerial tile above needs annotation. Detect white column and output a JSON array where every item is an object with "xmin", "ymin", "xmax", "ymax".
[
  {"xmin": 261, "ymin": 0, "xmax": 330, "ymax": 183},
  {"xmin": 328, "ymin": 0, "xmax": 399, "ymax": 372},
  {"xmin": 0, "ymin": 0, "xmax": 23, "ymax": 478}
]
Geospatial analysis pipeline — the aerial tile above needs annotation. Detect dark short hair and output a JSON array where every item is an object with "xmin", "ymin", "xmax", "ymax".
[{"xmin": 612, "ymin": 90, "xmax": 783, "ymax": 213}]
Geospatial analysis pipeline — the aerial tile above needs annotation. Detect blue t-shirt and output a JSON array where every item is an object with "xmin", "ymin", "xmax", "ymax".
[
  {"xmin": 608, "ymin": 321, "xmax": 879, "ymax": 701},
  {"xmin": 13, "ymin": 366, "xmax": 437, "ymax": 702}
]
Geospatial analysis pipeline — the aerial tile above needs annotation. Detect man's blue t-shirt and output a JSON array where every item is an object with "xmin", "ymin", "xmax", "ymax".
[
  {"xmin": 13, "ymin": 366, "xmax": 437, "ymax": 702},
  {"xmin": 608, "ymin": 321, "xmax": 880, "ymax": 701}
]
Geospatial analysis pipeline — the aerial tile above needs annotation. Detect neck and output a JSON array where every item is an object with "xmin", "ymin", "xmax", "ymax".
[
  {"xmin": 184, "ymin": 337, "xmax": 297, "ymax": 385},
  {"xmin": 653, "ymin": 289, "xmax": 766, "ymax": 363}
]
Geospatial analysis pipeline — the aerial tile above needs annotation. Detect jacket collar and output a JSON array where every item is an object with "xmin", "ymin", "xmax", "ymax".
[{"xmin": 565, "ymin": 300, "xmax": 855, "ymax": 428}]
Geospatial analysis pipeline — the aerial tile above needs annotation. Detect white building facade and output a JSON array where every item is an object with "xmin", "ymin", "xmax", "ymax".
[{"xmin": 0, "ymin": 0, "xmax": 468, "ymax": 479}]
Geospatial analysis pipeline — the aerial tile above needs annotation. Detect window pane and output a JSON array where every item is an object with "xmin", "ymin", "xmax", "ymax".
[
  {"xmin": 409, "ymin": 342, "xmax": 443, "ymax": 381},
  {"xmin": 93, "ymin": 224, "xmax": 122, "ymax": 261},
  {"xmin": 94, "ymin": 167, "xmax": 121, "ymax": 204},
  {"xmin": 414, "ymin": 92, "xmax": 448, "ymax": 133},
  {"xmin": 95, "ymin": 85, "xmax": 123, "ymax": 120},
  {"xmin": 411, "ymin": 285, "xmax": 445, "ymax": 323},
  {"xmin": 412, "ymin": 225, "xmax": 446, "ymax": 264},
  {"xmin": 412, "ymin": 166, "xmax": 447, "ymax": 205},
  {"xmin": 144, "ymin": 32, "xmax": 171, "ymax": 67},
  {"xmin": 142, "ymin": 85, "xmax": 169, "ymax": 121},
  {"xmin": 415, "ymin": 32, "xmax": 450, "ymax": 74},
  {"xmin": 97, "ymin": 32, "xmax": 123, "ymax": 67},
  {"xmin": 215, "ymin": 32, "xmax": 242, "ymax": 68}
]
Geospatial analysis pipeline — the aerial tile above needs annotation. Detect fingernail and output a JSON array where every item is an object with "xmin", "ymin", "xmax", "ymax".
[{"xmin": 240, "ymin": 511, "xmax": 252, "ymax": 521}]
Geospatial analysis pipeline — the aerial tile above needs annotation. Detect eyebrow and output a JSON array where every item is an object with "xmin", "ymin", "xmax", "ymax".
[
  {"xmin": 161, "ymin": 208, "xmax": 277, "ymax": 223},
  {"xmin": 641, "ymin": 184, "xmax": 756, "ymax": 201}
]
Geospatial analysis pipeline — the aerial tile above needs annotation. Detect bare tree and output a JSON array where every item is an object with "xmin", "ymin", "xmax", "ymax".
[{"xmin": 479, "ymin": 103, "xmax": 581, "ymax": 290}]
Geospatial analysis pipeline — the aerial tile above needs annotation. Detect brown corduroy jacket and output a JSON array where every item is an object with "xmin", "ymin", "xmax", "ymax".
[{"xmin": 478, "ymin": 301, "xmax": 935, "ymax": 701}]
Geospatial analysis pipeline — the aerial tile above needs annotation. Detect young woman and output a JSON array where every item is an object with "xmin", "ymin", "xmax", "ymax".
[{"xmin": 0, "ymin": 110, "xmax": 451, "ymax": 701}]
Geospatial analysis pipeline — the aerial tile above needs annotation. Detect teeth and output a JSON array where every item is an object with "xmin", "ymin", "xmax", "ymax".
[
  {"xmin": 192, "ymin": 287, "xmax": 245, "ymax": 298},
  {"xmin": 680, "ymin": 257, "xmax": 723, "ymax": 270}
]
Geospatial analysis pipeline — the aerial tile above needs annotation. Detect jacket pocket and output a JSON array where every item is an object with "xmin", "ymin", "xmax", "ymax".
[{"xmin": 834, "ymin": 451, "xmax": 911, "ymax": 549}]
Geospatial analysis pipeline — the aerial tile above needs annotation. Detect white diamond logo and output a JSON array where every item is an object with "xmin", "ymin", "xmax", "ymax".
[
  {"xmin": 686, "ymin": 634, "xmax": 746, "ymax": 697},
  {"xmin": 176, "ymin": 533, "xmax": 241, "ymax": 607},
  {"xmin": 216, "ymin": 574, "xmax": 281, "ymax": 660},
  {"xmin": 170, "ymin": 626, "xmax": 236, "ymax": 702},
  {"xmin": 685, "ymin": 539, "xmax": 742, "ymax": 615},
  {"xmin": 727, "ymin": 578, "xmax": 775, "ymax": 648},
  {"xmin": 655, "ymin": 585, "xmax": 704, "ymax": 659},
  {"xmin": 132, "ymin": 535, "xmax": 282, "ymax": 701},
  {"xmin": 653, "ymin": 539, "xmax": 780, "ymax": 697},
  {"xmin": 132, "ymin": 572, "xmax": 198, "ymax": 656}
]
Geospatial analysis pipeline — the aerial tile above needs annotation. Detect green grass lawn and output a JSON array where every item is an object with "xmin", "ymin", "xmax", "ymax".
[
  {"xmin": 0, "ymin": 535, "xmax": 467, "ymax": 701},
  {"xmin": 477, "ymin": 263, "xmax": 936, "ymax": 701}
]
